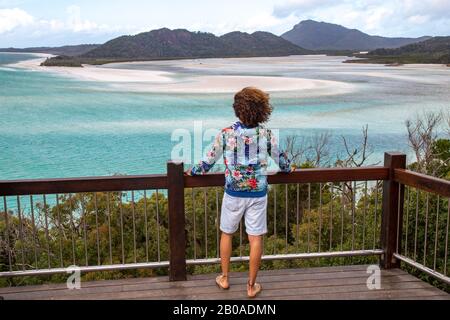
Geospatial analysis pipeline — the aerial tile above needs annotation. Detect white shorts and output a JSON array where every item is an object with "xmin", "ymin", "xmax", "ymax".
[{"xmin": 220, "ymin": 193, "xmax": 268, "ymax": 236}]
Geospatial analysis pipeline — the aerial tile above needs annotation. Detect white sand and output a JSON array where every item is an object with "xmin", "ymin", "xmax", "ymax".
[
  {"xmin": 112, "ymin": 75, "xmax": 353, "ymax": 94},
  {"xmin": 9, "ymin": 55, "xmax": 173, "ymax": 82},
  {"xmin": 44, "ymin": 65, "xmax": 173, "ymax": 83},
  {"xmin": 8, "ymin": 54, "xmax": 354, "ymax": 94}
]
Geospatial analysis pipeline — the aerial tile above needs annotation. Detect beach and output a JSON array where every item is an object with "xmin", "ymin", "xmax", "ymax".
[{"xmin": 8, "ymin": 54, "xmax": 355, "ymax": 95}]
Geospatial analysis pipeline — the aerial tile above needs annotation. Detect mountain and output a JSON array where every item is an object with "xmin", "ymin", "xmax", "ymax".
[
  {"xmin": 0, "ymin": 44, "xmax": 100, "ymax": 56},
  {"xmin": 281, "ymin": 20, "xmax": 430, "ymax": 51},
  {"xmin": 347, "ymin": 36, "xmax": 450, "ymax": 64},
  {"xmin": 80, "ymin": 28, "xmax": 309, "ymax": 60}
]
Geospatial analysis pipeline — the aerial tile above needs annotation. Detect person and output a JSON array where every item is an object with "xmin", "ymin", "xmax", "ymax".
[{"xmin": 186, "ymin": 87, "xmax": 291, "ymax": 298}]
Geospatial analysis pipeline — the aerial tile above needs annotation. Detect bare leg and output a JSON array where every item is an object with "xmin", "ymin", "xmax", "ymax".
[
  {"xmin": 248, "ymin": 234, "xmax": 262, "ymax": 294},
  {"xmin": 219, "ymin": 232, "xmax": 233, "ymax": 287}
]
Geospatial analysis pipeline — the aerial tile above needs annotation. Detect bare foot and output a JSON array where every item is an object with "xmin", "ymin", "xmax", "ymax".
[
  {"xmin": 247, "ymin": 280, "xmax": 262, "ymax": 298},
  {"xmin": 216, "ymin": 274, "xmax": 229, "ymax": 290}
]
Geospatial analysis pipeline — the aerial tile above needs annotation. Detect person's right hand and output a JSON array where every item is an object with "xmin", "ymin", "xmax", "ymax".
[{"xmin": 185, "ymin": 168, "xmax": 193, "ymax": 176}]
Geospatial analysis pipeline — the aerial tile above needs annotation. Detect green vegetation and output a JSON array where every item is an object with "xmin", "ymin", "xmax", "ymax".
[
  {"xmin": 42, "ymin": 28, "xmax": 310, "ymax": 67},
  {"xmin": 344, "ymin": 37, "xmax": 450, "ymax": 64},
  {"xmin": 41, "ymin": 56, "xmax": 83, "ymax": 67}
]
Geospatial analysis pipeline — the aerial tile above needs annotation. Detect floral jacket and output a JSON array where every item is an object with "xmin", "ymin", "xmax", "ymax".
[{"xmin": 191, "ymin": 121, "xmax": 291, "ymax": 198}]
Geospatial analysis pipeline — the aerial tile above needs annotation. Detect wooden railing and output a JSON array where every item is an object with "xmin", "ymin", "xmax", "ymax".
[
  {"xmin": 392, "ymin": 164, "xmax": 450, "ymax": 285},
  {"xmin": 0, "ymin": 152, "xmax": 448, "ymax": 286}
]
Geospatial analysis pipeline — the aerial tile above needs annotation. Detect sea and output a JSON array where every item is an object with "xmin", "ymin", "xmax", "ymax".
[{"xmin": 1, "ymin": 53, "xmax": 449, "ymax": 180}]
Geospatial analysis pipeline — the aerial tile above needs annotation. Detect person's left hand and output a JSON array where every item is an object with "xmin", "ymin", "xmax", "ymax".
[{"xmin": 185, "ymin": 168, "xmax": 193, "ymax": 176}]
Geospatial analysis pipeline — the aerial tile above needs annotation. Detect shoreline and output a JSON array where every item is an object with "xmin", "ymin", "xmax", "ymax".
[
  {"xmin": 5, "ymin": 52, "xmax": 447, "ymax": 95},
  {"xmin": 6, "ymin": 53, "xmax": 355, "ymax": 95},
  {"xmin": 344, "ymin": 58, "xmax": 450, "ymax": 68}
]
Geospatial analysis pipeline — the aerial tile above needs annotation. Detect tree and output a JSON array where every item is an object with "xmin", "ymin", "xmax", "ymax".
[{"xmin": 406, "ymin": 111, "xmax": 443, "ymax": 175}]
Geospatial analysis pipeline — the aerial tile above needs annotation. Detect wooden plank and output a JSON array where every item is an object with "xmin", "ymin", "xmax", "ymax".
[
  {"xmin": 268, "ymin": 289, "xmax": 450, "ymax": 300},
  {"xmin": 399, "ymin": 295, "xmax": 450, "ymax": 300},
  {"xmin": 167, "ymin": 161, "xmax": 187, "ymax": 281},
  {"xmin": 1, "ymin": 266, "xmax": 447, "ymax": 300},
  {"xmin": 138, "ymin": 285, "xmax": 447, "ymax": 301},
  {"xmin": 0, "ymin": 269, "xmax": 426, "ymax": 300},
  {"xmin": 0, "ymin": 266, "xmax": 405, "ymax": 296},
  {"xmin": 0, "ymin": 174, "xmax": 168, "ymax": 196},
  {"xmin": 189, "ymin": 264, "xmax": 375, "ymax": 280},
  {"xmin": 5, "ymin": 276, "xmax": 424, "ymax": 299},
  {"xmin": 381, "ymin": 152, "xmax": 406, "ymax": 269},
  {"xmin": 184, "ymin": 167, "xmax": 389, "ymax": 188},
  {"xmin": 147, "ymin": 282, "xmax": 432, "ymax": 301},
  {"xmin": 394, "ymin": 169, "xmax": 450, "ymax": 197},
  {"xmin": 0, "ymin": 274, "xmax": 171, "ymax": 294},
  {"xmin": 0, "ymin": 265, "xmax": 372, "ymax": 295},
  {"xmin": 0, "ymin": 270, "xmax": 411, "ymax": 299}
]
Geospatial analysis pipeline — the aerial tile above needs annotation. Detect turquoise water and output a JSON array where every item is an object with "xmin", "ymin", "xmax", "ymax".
[{"xmin": 1, "ymin": 53, "xmax": 449, "ymax": 179}]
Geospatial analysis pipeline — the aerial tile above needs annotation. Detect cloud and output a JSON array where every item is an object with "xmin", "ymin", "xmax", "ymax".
[
  {"xmin": 66, "ymin": 5, "xmax": 95, "ymax": 32},
  {"xmin": 65, "ymin": 5, "xmax": 110, "ymax": 33},
  {"xmin": 0, "ymin": 8, "xmax": 34, "ymax": 34},
  {"xmin": 0, "ymin": 6, "xmax": 139, "ymax": 46},
  {"xmin": 1, "ymin": 1, "xmax": 449, "ymax": 47},
  {"xmin": 191, "ymin": 12, "xmax": 299, "ymax": 36},
  {"xmin": 273, "ymin": 0, "xmax": 334, "ymax": 18},
  {"xmin": 0, "ymin": 6, "xmax": 111, "ymax": 35},
  {"xmin": 271, "ymin": 0, "xmax": 450, "ymax": 36},
  {"xmin": 401, "ymin": 0, "xmax": 450, "ymax": 20}
]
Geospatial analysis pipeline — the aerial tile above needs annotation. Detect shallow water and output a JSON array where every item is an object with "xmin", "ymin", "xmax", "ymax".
[{"xmin": 1, "ymin": 53, "xmax": 449, "ymax": 179}]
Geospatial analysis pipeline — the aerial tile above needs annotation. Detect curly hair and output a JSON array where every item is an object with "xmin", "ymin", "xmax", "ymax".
[{"xmin": 233, "ymin": 87, "xmax": 273, "ymax": 128}]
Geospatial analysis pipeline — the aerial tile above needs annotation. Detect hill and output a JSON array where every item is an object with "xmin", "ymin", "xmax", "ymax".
[
  {"xmin": 81, "ymin": 28, "xmax": 309, "ymax": 60},
  {"xmin": 0, "ymin": 44, "xmax": 100, "ymax": 56},
  {"xmin": 42, "ymin": 28, "xmax": 309, "ymax": 66},
  {"xmin": 219, "ymin": 31, "xmax": 310, "ymax": 57},
  {"xmin": 281, "ymin": 20, "xmax": 430, "ymax": 51},
  {"xmin": 345, "ymin": 36, "xmax": 450, "ymax": 64}
]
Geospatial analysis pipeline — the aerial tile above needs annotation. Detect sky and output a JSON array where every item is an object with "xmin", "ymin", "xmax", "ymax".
[{"xmin": 1, "ymin": 0, "xmax": 449, "ymax": 47}]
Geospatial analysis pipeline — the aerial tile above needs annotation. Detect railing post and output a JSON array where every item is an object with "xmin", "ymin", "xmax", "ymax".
[
  {"xmin": 380, "ymin": 152, "xmax": 406, "ymax": 269},
  {"xmin": 167, "ymin": 161, "xmax": 187, "ymax": 281}
]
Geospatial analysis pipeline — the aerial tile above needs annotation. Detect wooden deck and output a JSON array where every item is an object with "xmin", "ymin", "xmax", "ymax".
[{"xmin": 0, "ymin": 265, "xmax": 448, "ymax": 300}]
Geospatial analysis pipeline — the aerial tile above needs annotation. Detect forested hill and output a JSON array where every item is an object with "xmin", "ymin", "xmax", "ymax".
[
  {"xmin": 0, "ymin": 44, "xmax": 100, "ymax": 56},
  {"xmin": 220, "ymin": 31, "xmax": 311, "ymax": 57},
  {"xmin": 346, "ymin": 37, "xmax": 450, "ymax": 64},
  {"xmin": 369, "ymin": 36, "xmax": 450, "ymax": 57},
  {"xmin": 81, "ymin": 28, "xmax": 309, "ymax": 59},
  {"xmin": 41, "ymin": 28, "xmax": 310, "ymax": 66}
]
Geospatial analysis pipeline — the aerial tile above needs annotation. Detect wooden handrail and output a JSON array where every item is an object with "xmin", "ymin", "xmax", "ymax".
[
  {"xmin": 3, "ymin": 167, "xmax": 445, "ymax": 198},
  {"xmin": 394, "ymin": 169, "xmax": 450, "ymax": 198},
  {"xmin": 0, "ymin": 174, "xmax": 168, "ymax": 196},
  {"xmin": 185, "ymin": 166, "xmax": 390, "ymax": 187},
  {"xmin": 0, "ymin": 166, "xmax": 389, "ymax": 196}
]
